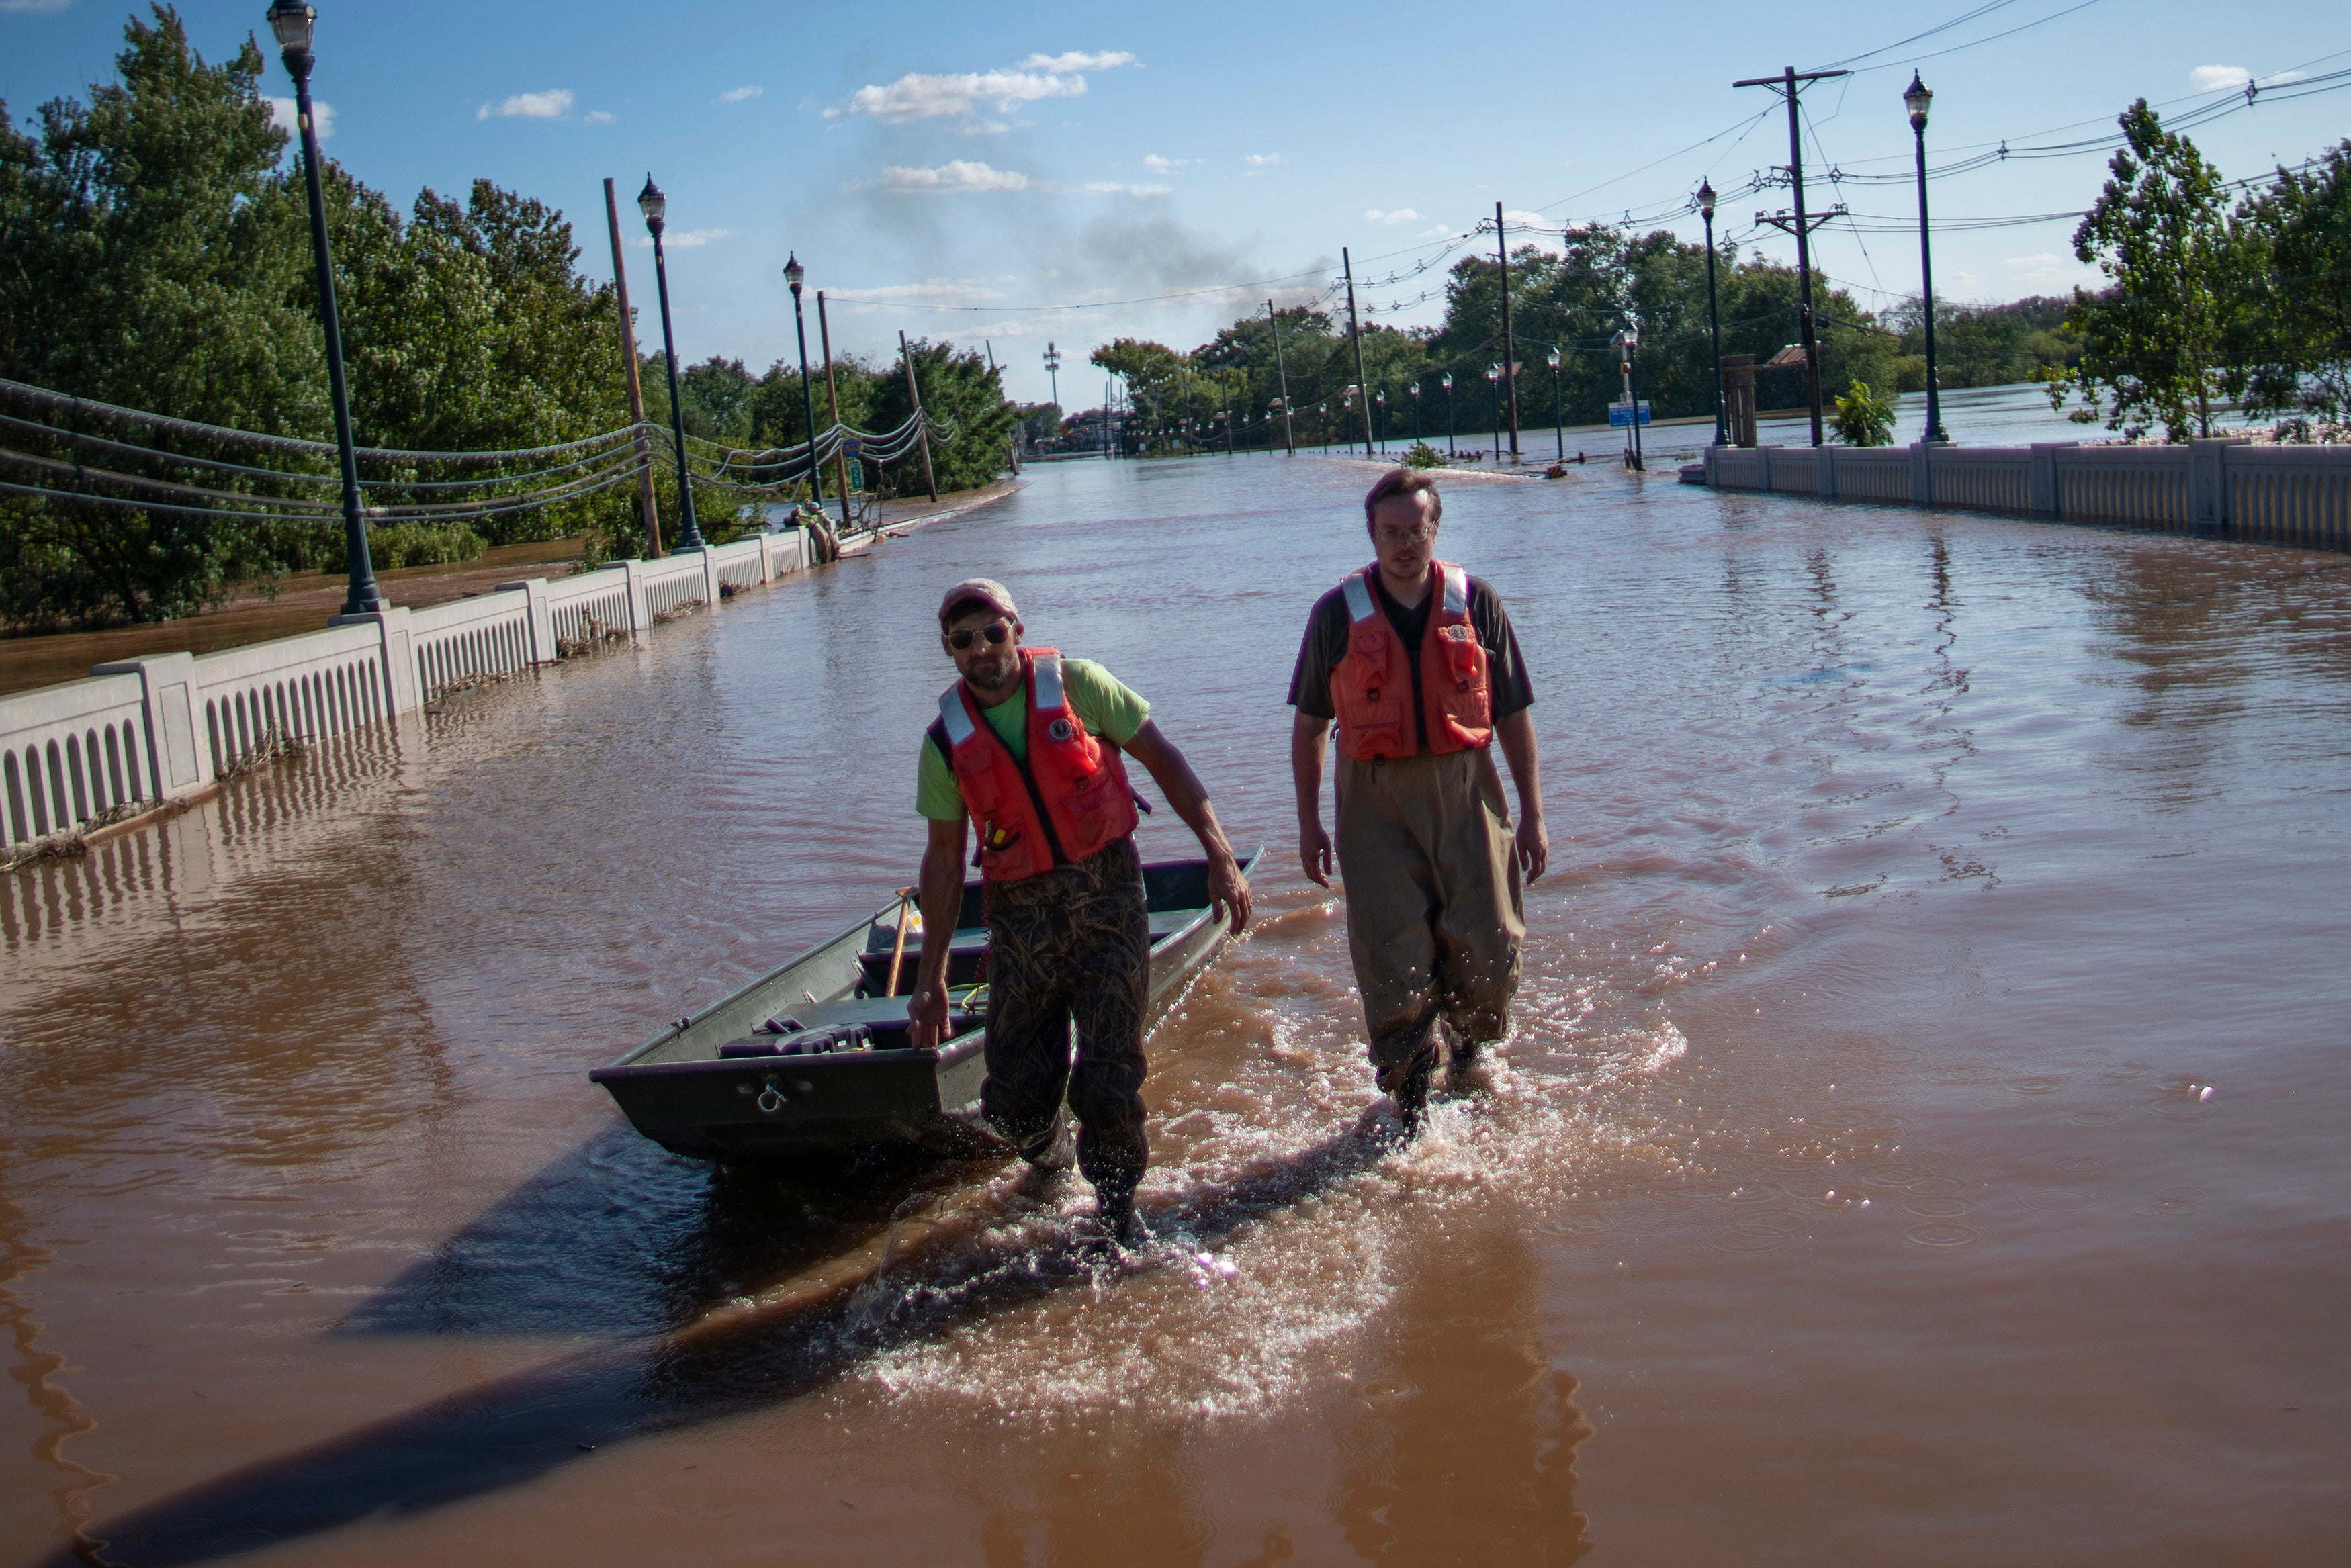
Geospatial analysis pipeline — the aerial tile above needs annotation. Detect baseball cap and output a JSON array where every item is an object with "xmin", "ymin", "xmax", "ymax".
[{"xmin": 938, "ymin": 578, "xmax": 1020, "ymax": 627}]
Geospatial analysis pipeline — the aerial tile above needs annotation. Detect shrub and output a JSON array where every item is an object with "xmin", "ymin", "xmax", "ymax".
[
  {"xmin": 1830, "ymin": 380, "xmax": 1898, "ymax": 447},
  {"xmin": 1403, "ymin": 440, "xmax": 1445, "ymax": 469},
  {"xmin": 320, "ymin": 522, "xmax": 487, "ymax": 573}
]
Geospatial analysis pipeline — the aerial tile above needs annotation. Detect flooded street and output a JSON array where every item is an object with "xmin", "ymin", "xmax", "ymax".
[{"xmin": 5, "ymin": 453, "xmax": 2349, "ymax": 1564}]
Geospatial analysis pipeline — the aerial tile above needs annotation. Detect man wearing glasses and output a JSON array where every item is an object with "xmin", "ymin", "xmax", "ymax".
[
  {"xmin": 1290, "ymin": 469, "xmax": 1547, "ymax": 1140},
  {"xmin": 908, "ymin": 578, "xmax": 1251, "ymax": 1242}
]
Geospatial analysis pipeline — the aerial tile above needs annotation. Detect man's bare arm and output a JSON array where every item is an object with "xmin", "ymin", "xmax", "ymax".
[
  {"xmin": 1120, "ymin": 719, "xmax": 1251, "ymax": 932},
  {"xmin": 1495, "ymin": 707, "xmax": 1548, "ymax": 883},
  {"xmin": 907, "ymin": 814, "xmax": 968, "ymax": 1048},
  {"xmin": 1291, "ymin": 710, "xmax": 1334, "ymax": 888}
]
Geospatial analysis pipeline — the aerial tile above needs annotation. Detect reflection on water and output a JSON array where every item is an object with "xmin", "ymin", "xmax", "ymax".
[{"xmin": 6, "ymin": 455, "xmax": 2351, "ymax": 1563}]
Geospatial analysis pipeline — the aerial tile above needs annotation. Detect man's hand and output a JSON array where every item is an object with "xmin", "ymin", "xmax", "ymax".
[
  {"xmin": 1208, "ymin": 853, "xmax": 1253, "ymax": 933},
  {"xmin": 1299, "ymin": 819, "xmax": 1334, "ymax": 888},
  {"xmin": 907, "ymin": 978, "xmax": 951, "ymax": 1050},
  {"xmin": 1517, "ymin": 815, "xmax": 1550, "ymax": 884}
]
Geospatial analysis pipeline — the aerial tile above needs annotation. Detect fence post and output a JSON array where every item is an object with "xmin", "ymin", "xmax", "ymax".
[
  {"xmin": 1704, "ymin": 444, "xmax": 1718, "ymax": 487},
  {"xmin": 756, "ymin": 533, "xmax": 776, "ymax": 583},
  {"xmin": 328, "ymin": 606, "xmax": 420, "ymax": 715},
  {"xmin": 699, "ymin": 546, "xmax": 721, "ymax": 605},
  {"xmin": 1757, "ymin": 445, "xmax": 1775, "ymax": 492},
  {"xmin": 89, "ymin": 651, "xmax": 205, "ymax": 802},
  {"xmin": 1910, "ymin": 441, "xmax": 1931, "ymax": 506},
  {"xmin": 620, "ymin": 559, "xmax": 652, "ymax": 635},
  {"xmin": 2030, "ymin": 443, "xmax": 2062, "ymax": 518},
  {"xmin": 2190, "ymin": 439, "xmax": 2234, "ymax": 535},
  {"xmin": 1818, "ymin": 444, "xmax": 1838, "ymax": 500},
  {"xmin": 494, "ymin": 578, "xmax": 558, "ymax": 665}
]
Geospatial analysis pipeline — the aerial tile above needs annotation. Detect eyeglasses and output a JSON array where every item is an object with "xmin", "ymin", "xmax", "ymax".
[
  {"xmin": 1375, "ymin": 524, "xmax": 1437, "ymax": 545},
  {"xmin": 947, "ymin": 621, "xmax": 1012, "ymax": 651}
]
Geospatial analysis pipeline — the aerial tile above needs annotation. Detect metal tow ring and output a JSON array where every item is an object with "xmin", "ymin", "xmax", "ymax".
[{"xmin": 756, "ymin": 1081, "xmax": 785, "ymax": 1115}]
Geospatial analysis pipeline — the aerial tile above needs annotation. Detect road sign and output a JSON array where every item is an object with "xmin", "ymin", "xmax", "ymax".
[
  {"xmin": 842, "ymin": 436, "xmax": 863, "ymax": 457},
  {"xmin": 1608, "ymin": 401, "xmax": 1652, "ymax": 428}
]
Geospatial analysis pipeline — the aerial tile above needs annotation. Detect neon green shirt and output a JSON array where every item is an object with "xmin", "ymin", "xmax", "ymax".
[{"xmin": 916, "ymin": 657, "xmax": 1151, "ymax": 821}]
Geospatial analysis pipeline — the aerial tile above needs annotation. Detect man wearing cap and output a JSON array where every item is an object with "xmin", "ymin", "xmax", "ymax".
[
  {"xmin": 908, "ymin": 579, "xmax": 1251, "ymax": 1241},
  {"xmin": 1290, "ymin": 469, "xmax": 1546, "ymax": 1139}
]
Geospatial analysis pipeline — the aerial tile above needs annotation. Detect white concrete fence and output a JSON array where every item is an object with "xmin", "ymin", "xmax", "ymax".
[
  {"xmin": 1703, "ymin": 439, "xmax": 2351, "ymax": 551},
  {"xmin": 1, "ymin": 533, "xmax": 811, "ymax": 856}
]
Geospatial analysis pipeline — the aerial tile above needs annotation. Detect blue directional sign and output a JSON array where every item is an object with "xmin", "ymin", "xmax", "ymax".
[{"xmin": 1608, "ymin": 400, "xmax": 1652, "ymax": 428}]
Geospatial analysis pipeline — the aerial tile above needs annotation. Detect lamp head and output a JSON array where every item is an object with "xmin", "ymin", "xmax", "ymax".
[
  {"xmin": 1485, "ymin": 364, "xmax": 1499, "ymax": 382},
  {"xmin": 783, "ymin": 252, "xmax": 805, "ymax": 295},
  {"xmin": 1905, "ymin": 71, "xmax": 1932, "ymax": 134},
  {"xmin": 1697, "ymin": 178, "xmax": 1716, "ymax": 221},
  {"xmin": 1441, "ymin": 372, "xmax": 1452, "ymax": 389},
  {"xmin": 636, "ymin": 174, "xmax": 666, "ymax": 236},
  {"xmin": 266, "ymin": 0, "xmax": 314, "ymax": 58},
  {"xmin": 1547, "ymin": 348, "xmax": 1561, "ymax": 370}
]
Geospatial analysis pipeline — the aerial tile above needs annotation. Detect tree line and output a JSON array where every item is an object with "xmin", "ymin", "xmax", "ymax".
[{"xmin": 0, "ymin": 7, "xmax": 1015, "ymax": 630}]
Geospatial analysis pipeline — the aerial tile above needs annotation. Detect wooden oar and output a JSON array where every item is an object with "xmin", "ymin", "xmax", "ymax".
[{"xmin": 883, "ymin": 886, "xmax": 916, "ymax": 997}]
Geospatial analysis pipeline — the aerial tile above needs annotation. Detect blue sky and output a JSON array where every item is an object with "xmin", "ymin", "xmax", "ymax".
[{"xmin": 5, "ymin": 0, "xmax": 2348, "ymax": 405}]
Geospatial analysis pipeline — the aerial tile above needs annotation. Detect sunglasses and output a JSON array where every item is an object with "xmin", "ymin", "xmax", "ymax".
[{"xmin": 947, "ymin": 621, "xmax": 1013, "ymax": 651}]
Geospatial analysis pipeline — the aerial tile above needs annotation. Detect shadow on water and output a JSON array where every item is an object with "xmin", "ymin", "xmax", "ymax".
[{"xmin": 64, "ymin": 1118, "xmax": 1402, "ymax": 1567}]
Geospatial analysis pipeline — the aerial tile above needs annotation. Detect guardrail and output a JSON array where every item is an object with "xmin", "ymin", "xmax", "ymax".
[
  {"xmin": 1702, "ymin": 438, "xmax": 2351, "ymax": 550},
  {"xmin": 2, "ymin": 531, "xmax": 814, "ymax": 857}
]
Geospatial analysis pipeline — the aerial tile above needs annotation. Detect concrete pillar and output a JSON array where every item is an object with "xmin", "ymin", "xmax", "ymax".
[
  {"xmin": 675, "ymin": 544, "xmax": 719, "ymax": 605},
  {"xmin": 1757, "ymin": 445, "xmax": 1775, "ymax": 491},
  {"xmin": 1704, "ymin": 444, "xmax": 1718, "ymax": 487},
  {"xmin": 494, "ymin": 578, "xmax": 558, "ymax": 665},
  {"xmin": 2190, "ymin": 439, "xmax": 2235, "ymax": 534},
  {"xmin": 328, "ymin": 605, "xmax": 420, "ymax": 714},
  {"xmin": 619, "ymin": 559, "xmax": 652, "ymax": 635},
  {"xmin": 2029, "ymin": 443, "xmax": 2064, "ymax": 518},
  {"xmin": 1818, "ymin": 444, "xmax": 1838, "ymax": 500},
  {"xmin": 1910, "ymin": 441, "xmax": 1932, "ymax": 506},
  {"xmin": 89, "ymin": 650, "xmax": 204, "ymax": 802},
  {"xmin": 756, "ymin": 533, "xmax": 775, "ymax": 583}
]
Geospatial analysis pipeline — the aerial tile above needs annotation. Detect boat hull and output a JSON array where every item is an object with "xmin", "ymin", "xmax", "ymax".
[{"xmin": 590, "ymin": 851, "xmax": 1255, "ymax": 1163}]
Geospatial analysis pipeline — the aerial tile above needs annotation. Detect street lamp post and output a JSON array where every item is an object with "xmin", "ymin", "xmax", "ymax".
[
  {"xmin": 1906, "ymin": 72, "xmax": 1951, "ymax": 444},
  {"xmin": 1547, "ymin": 348, "xmax": 1564, "ymax": 461},
  {"xmin": 1699, "ymin": 178, "xmax": 1726, "ymax": 446},
  {"xmin": 637, "ymin": 175, "xmax": 705, "ymax": 549},
  {"xmin": 1485, "ymin": 365, "xmax": 1501, "ymax": 461},
  {"xmin": 783, "ymin": 254, "xmax": 826, "ymax": 514},
  {"xmin": 1409, "ymin": 381, "xmax": 1422, "ymax": 447},
  {"xmin": 267, "ymin": 1, "xmax": 381, "ymax": 617},
  {"xmin": 1442, "ymin": 372, "xmax": 1456, "ymax": 458},
  {"xmin": 1374, "ymin": 388, "xmax": 1386, "ymax": 454},
  {"xmin": 1615, "ymin": 321, "xmax": 1646, "ymax": 472}
]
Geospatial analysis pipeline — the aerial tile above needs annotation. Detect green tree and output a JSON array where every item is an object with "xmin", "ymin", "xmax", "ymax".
[
  {"xmin": 2232, "ymin": 140, "xmax": 2351, "ymax": 419},
  {"xmin": 2065, "ymin": 99, "xmax": 2244, "ymax": 441},
  {"xmin": 864, "ymin": 339, "xmax": 1014, "ymax": 493},
  {"xmin": 1830, "ymin": 380, "xmax": 1897, "ymax": 445}
]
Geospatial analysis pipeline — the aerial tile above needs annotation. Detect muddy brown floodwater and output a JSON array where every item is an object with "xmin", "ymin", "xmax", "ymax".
[{"xmin": 4, "ymin": 455, "xmax": 2349, "ymax": 1565}]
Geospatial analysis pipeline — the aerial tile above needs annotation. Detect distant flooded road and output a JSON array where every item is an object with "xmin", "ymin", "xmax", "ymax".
[{"xmin": 5, "ymin": 455, "xmax": 2348, "ymax": 1565}]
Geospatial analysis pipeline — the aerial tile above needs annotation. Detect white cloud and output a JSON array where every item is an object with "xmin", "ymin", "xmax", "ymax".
[
  {"xmin": 1365, "ymin": 207, "xmax": 1421, "ymax": 225},
  {"xmin": 1243, "ymin": 152, "xmax": 1283, "ymax": 167},
  {"xmin": 717, "ymin": 85, "xmax": 763, "ymax": 103},
  {"xmin": 831, "ymin": 52, "xmax": 1135, "ymax": 125},
  {"xmin": 878, "ymin": 160, "xmax": 1032, "ymax": 194},
  {"xmin": 265, "ymin": 97, "xmax": 334, "ymax": 140},
  {"xmin": 635, "ymin": 228, "xmax": 735, "ymax": 249},
  {"xmin": 2002, "ymin": 251, "xmax": 2089, "ymax": 288},
  {"xmin": 584, "ymin": 110, "xmax": 617, "ymax": 125},
  {"xmin": 1142, "ymin": 154, "xmax": 1194, "ymax": 173},
  {"xmin": 2190, "ymin": 64, "xmax": 2250, "ymax": 92},
  {"xmin": 1417, "ymin": 224, "xmax": 1450, "ymax": 238},
  {"xmin": 0, "ymin": 0, "xmax": 74, "ymax": 13},
  {"xmin": 1018, "ymin": 51, "xmax": 1139, "ymax": 72},
  {"xmin": 1501, "ymin": 209, "xmax": 1544, "ymax": 228},
  {"xmin": 1081, "ymin": 181, "xmax": 1171, "ymax": 197},
  {"xmin": 478, "ymin": 88, "xmax": 574, "ymax": 120}
]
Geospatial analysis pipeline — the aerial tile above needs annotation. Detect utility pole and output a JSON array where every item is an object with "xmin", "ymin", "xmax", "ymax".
[
  {"xmin": 899, "ymin": 330, "xmax": 938, "ymax": 501},
  {"xmin": 1736, "ymin": 64, "xmax": 1849, "ymax": 448},
  {"xmin": 816, "ymin": 291, "xmax": 852, "ymax": 527},
  {"xmin": 1495, "ymin": 201, "xmax": 1521, "ymax": 462},
  {"xmin": 1268, "ymin": 299, "xmax": 1296, "ymax": 455},
  {"xmin": 602, "ymin": 177, "xmax": 661, "ymax": 557},
  {"xmin": 1343, "ymin": 247, "xmax": 1374, "ymax": 457}
]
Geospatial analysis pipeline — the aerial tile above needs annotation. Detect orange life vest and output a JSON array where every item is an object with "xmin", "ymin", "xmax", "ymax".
[
  {"xmin": 1329, "ymin": 561, "xmax": 1493, "ymax": 761},
  {"xmin": 934, "ymin": 647, "xmax": 1141, "ymax": 882}
]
